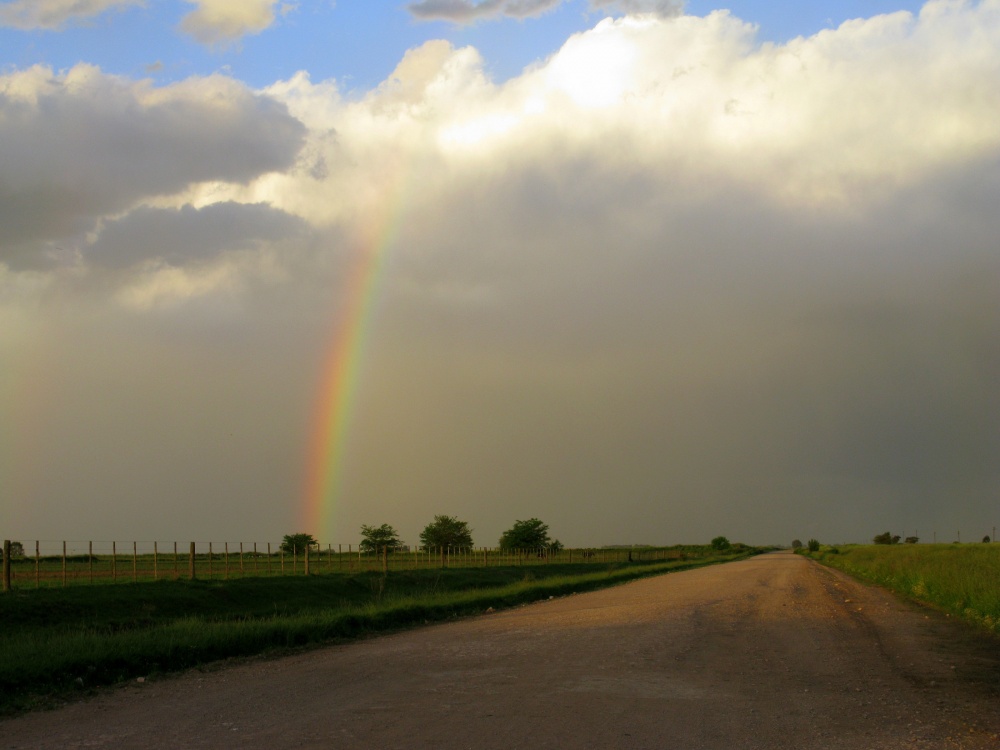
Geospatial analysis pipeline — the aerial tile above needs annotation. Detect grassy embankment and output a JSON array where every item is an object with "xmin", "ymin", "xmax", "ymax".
[
  {"xmin": 800, "ymin": 543, "xmax": 1000, "ymax": 634},
  {"xmin": 0, "ymin": 545, "xmax": 764, "ymax": 714}
]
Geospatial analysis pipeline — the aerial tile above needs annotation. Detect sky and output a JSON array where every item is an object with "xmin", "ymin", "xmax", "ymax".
[{"xmin": 1, "ymin": 0, "xmax": 998, "ymax": 550}]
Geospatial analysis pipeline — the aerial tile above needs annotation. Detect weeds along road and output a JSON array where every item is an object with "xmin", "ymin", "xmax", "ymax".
[{"xmin": 4, "ymin": 551, "xmax": 999, "ymax": 749}]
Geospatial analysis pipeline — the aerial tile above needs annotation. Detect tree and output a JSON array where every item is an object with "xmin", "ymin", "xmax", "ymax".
[
  {"xmin": 419, "ymin": 515, "xmax": 473, "ymax": 551},
  {"xmin": 791, "ymin": 539, "xmax": 803, "ymax": 550},
  {"xmin": 984, "ymin": 535, "xmax": 992, "ymax": 544},
  {"xmin": 360, "ymin": 523, "xmax": 403, "ymax": 554},
  {"xmin": 711, "ymin": 536, "xmax": 731, "ymax": 551},
  {"xmin": 7, "ymin": 541, "xmax": 24, "ymax": 559},
  {"xmin": 872, "ymin": 532, "xmax": 900, "ymax": 545},
  {"xmin": 905, "ymin": 536, "xmax": 919, "ymax": 544},
  {"xmin": 281, "ymin": 533, "xmax": 318, "ymax": 555},
  {"xmin": 499, "ymin": 518, "xmax": 552, "ymax": 551},
  {"xmin": 807, "ymin": 539, "xmax": 820, "ymax": 552}
]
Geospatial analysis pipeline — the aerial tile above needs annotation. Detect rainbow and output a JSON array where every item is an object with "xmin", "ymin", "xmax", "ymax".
[{"xmin": 301, "ymin": 178, "xmax": 411, "ymax": 541}]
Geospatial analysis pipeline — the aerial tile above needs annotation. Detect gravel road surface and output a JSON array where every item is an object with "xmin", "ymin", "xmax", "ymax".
[{"xmin": 3, "ymin": 551, "xmax": 998, "ymax": 749}]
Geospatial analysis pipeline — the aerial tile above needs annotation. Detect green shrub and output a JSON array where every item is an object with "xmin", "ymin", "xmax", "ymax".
[
  {"xmin": 873, "ymin": 532, "xmax": 900, "ymax": 545},
  {"xmin": 710, "ymin": 536, "xmax": 731, "ymax": 551},
  {"xmin": 807, "ymin": 539, "xmax": 820, "ymax": 552}
]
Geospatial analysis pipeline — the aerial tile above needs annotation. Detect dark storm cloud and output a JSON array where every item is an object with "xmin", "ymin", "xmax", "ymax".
[{"xmin": 330, "ymin": 144, "xmax": 1000, "ymax": 546}]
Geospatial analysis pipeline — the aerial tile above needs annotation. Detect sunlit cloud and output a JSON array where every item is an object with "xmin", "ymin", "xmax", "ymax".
[
  {"xmin": 0, "ymin": 0, "xmax": 141, "ymax": 30},
  {"xmin": 179, "ymin": 0, "xmax": 286, "ymax": 44}
]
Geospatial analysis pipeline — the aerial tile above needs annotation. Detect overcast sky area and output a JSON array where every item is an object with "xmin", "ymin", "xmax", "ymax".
[{"xmin": 1, "ymin": 0, "xmax": 998, "ymax": 549}]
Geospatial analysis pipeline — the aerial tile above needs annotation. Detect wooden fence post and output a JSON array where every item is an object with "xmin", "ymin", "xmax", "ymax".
[
  {"xmin": 224, "ymin": 542, "xmax": 229, "ymax": 580},
  {"xmin": 112, "ymin": 541, "xmax": 117, "ymax": 583},
  {"xmin": 189, "ymin": 542, "xmax": 196, "ymax": 580},
  {"xmin": 154, "ymin": 541, "xmax": 158, "ymax": 580},
  {"xmin": 304, "ymin": 544, "xmax": 310, "ymax": 576},
  {"xmin": 132, "ymin": 541, "xmax": 137, "ymax": 583},
  {"xmin": 208, "ymin": 542, "xmax": 213, "ymax": 579},
  {"xmin": 62, "ymin": 541, "xmax": 67, "ymax": 587},
  {"xmin": 2, "ymin": 540, "xmax": 10, "ymax": 593},
  {"xmin": 36, "ymin": 541, "xmax": 41, "ymax": 589}
]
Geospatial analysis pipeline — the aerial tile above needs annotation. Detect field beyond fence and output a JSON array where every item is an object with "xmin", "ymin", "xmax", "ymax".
[{"xmin": 1, "ymin": 539, "xmax": 716, "ymax": 591}]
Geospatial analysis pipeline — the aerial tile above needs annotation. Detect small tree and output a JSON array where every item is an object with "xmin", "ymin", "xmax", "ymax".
[
  {"xmin": 281, "ymin": 533, "xmax": 318, "ymax": 555},
  {"xmin": 499, "ymin": 518, "xmax": 551, "ymax": 551},
  {"xmin": 7, "ymin": 541, "xmax": 25, "ymax": 559},
  {"xmin": 791, "ymin": 539, "xmax": 803, "ymax": 550},
  {"xmin": 905, "ymin": 536, "xmax": 919, "ymax": 544},
  {"xmin": 419, "ymin": 515, "xmax": 473, "ymax": 551},
  {"xmin": 873, "ymin": 532, "xmax": 900, "ymax": 545},
  {"xmin": 984, "ymin": 535, "xmax": 992, "ymax": 544},
  {"xmin": 360, "ymin": 524, "xmax": 403, "ymax": 554},
  {"xmin": 807, "ymin": 539, "xmax": 820, "ymax": 552},
  {"xmin": 711, "ymin": 536, "xmax": 731, "ymax": 551}
]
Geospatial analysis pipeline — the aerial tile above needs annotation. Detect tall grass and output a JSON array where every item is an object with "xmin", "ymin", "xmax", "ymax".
[
  {"xmin": 0, "ymin": 548, "xmax": 763, "ymax": 714},
  {"xmin": 804, "ymin": 544, "xmax": 1000, "ymax": 633}
]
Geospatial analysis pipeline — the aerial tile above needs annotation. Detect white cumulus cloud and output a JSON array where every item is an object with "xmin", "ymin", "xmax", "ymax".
[{"xmin": 179, "ymin": 0, "xmax": 284, "ymax": 44}]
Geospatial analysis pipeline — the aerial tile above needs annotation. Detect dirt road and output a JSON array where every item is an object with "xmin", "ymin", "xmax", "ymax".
[{"xmin": 3, "ymin": 551, "xmax": 998, "ymax": 749}]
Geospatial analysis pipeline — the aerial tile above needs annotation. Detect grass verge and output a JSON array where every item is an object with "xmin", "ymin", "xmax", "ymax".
[
  {"xmin": 0, "ymin": 547, "xmax": 764, "ymax": 715},
  {"xmin": 799, "ymin": 544, "xmax": 1000, "ymax": 634}
]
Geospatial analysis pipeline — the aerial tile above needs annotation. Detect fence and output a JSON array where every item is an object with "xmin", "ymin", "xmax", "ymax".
[{"xmin": 1, "ymin": 539, "xmax": 688, "ymax": 591}]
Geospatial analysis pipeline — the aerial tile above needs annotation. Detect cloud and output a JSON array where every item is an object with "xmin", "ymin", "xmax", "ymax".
[
  {"xmin": 3, "ymin": 5, "xmax": 1000, "ymax": 545},
  {"xmin": 588, "ymin": 0, "xmax": 682, "ymax": 16},
  {"xmin": 0, "ymin": 64, "xmax": 306, "ymax": 268},
  {"xmin": 247, "ymin": 5, "xmax": 1000, "ymax": 543},
  {"xmin": 87, "ymin": 202, "xmax": 309, "ymax": 269},
  {"xmin": 0, "ymin": 0, "xmax": 140, "ymax": 29},
  {"xmin": 179, "ymin": 0, "xmax": 284, "ymax": 44},
  {"xmin": 407, "ymin": 0, "xmax": 564, "ymax": 23},
  {"xmin": 407, "ymin": 0, "xmax": 682, "ymax": 23}
]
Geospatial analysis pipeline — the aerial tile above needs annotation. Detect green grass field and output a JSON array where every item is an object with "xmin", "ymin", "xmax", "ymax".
[
  {"xmin": 0, "ymin": 545, "xmax": 765, "ymax": 715},
  {"xmin": 801, "ymin": 543, "xmax": 1000, "ymax": 634}
]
